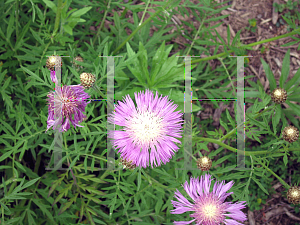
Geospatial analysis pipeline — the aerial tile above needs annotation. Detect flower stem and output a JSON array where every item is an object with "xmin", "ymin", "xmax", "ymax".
[
  {"xmin": 92, "ymin": 0, "xmax": 112, "ymax": 46},
  {"xmin": 183, "ymin": 27, "xmax": 300, "ymax": 66},
  {"xmin": 256, "ymin": 158, "xmax": 290, "ymax": 189}
]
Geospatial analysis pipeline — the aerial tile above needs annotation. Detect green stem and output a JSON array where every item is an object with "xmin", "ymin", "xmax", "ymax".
[
  {"xmin": 186, "ymin": 13, "xmax": 207, "ymax": 56},
  {"xmin": 220, "ymin": 105, "xmax": 274, "ymax": 141},
  {"xmin": 112, "ymin": 0, "xmax": 175, "ymax": 55},
  {"xmin": 195, "ymin": 136, "xmax": 300, "ymax": 156},
  {"xmin": 257, "ymin": 158, "xmax": 290, "ymax": 189},
  {"xmin": 91, "ymin": 85, "xmax": 106, "ymax": 99},
  {"xmin": 183, "ymin": 27, "xmax": 300, "ymax": 66},
  {"xmin": 92, "ymin": 0, "xmax": 112, "ymax": 46},
  {"xmin": 139, "ymin": 0, "xmax": 151, "ymax": 26}
]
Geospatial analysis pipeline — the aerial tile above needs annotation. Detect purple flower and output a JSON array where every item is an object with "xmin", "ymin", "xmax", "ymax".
[
  {"xmin": 108, "ymin": 89, "xmax": 183, "ymax": 168},
  {"xmin": 171, "ymin": 175, "xmax": 247, "ymax": 225},
  {"xmin": 50, "ymin": 70, "xmax": 57, "ymax": 83},
  {"xmin": 46, "ymin": 85, "xmax": 90, "ymax": 132}
]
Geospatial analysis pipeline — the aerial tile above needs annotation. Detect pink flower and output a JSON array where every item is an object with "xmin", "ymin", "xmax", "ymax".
[
  {"xmin": 46, "ymin": 85, "xmax": 90, "ymax": 132},
  {"xmin": 171, "ymin": 175, "xmax": 247, "ymax": 225},
  {"xmin": 108, "ymin": 89, "xmax": 183, "ymax": 168}
]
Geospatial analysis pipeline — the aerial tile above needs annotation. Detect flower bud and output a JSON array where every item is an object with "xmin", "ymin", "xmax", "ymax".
[
  {"xmin": 46, "ymin": 55, "xmax": 62, "ymax": 71},
  {"xmin": 73, "ymin": 56, "xmax": 84, "ymax": 69},
  {"xmin": 282, "ymin": 125, "xmax": 299, "ymax": 143},
  {"xmin": 271, "ymin": 88, "xmax": 287, "ymax": 104},
  {"xmin": 197, "ymin": 156, "xmax": 212, "ymax": 171},
  {"xmin": 80, "ymin": 73, "xmax": 96, "ymax": 88},
  {"xmin": 287, "ymin": 186, "xmax": 300, "ymax": 205}
]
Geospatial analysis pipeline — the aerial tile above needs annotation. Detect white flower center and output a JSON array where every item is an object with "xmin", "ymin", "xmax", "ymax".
[
  {"xmin": 203, "ymin": 204, "xmax": 217, "ymax": 218},
  {"xmin": 287, "ymin": 128, "xmax": 294, "ymax": 135},
  {"xmin": 127, "ymin": 110, "xmax": 164, "ymax": 146},
  {"xmin": 291, "ymin": 190, "xmax": 300, "ymax": 197},
  {"xmin": 49, "ymin": 56, "xmax": 56, "ymax": 63},
  {"xmin": 202, "ymin": 157, "xmax": 208, "ymax": 163},
  {"xmin": 274, "ymin": 89, "xmax": 282, "ymax": 97}
]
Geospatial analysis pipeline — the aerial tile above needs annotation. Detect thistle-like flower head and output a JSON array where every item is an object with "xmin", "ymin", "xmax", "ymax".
[
  {"xmin": 271, "ymin": 88, "xmax": 287, "ymax": 104},
  {"xmin": 197, "ymin": 156, "xmax": 212, "ymax": 171},
  {"xmin": 80, "ymin": 73, "xmax": 96, "ymax": 88},
  {"xmin": 282, "ymin": 125, "xmax": 299, "ymax": 143},
  {"xmin": 287, "ymin": 186, "xmax": 300, "ymax": 205},
  {"xmin": 171, "ymin": 175, "xmax": 247, "ymax": 225},
  {"xmin": 46, "ymin": 85, "xmax": 90, "ymax": 132},
  {"xmin": 46, "ymin": 55, "xmax": 62, "ymax": 71},
  {"xmin": 108, "ymin": 89, "xmax": 183, "ymax": 168}
]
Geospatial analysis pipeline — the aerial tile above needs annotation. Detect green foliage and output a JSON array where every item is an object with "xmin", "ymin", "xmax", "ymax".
[{"xmin": 0, "ymin": 0, "xmax": 300, "ymax": 224}]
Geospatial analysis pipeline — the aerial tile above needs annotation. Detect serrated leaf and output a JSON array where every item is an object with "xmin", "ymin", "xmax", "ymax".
[
  {"xmin": 252, "ymin": 177, "xmax": 269, "ymax": 195},
  {"xmin": 260, "ymin": 58, "xmax": 276, "ymax": 91},
  {"xmin": 272, "ymin": 104, "xmax": 282, "ymax": 134},
  {"xmin": 280, "ymin": 49, "xmax": 290, "ymax": 88},
  {"xmin": 58, "ymin": 193, "xmax": 78, "ymax": 215},
  {"xmin": 32, "ymin": 199, "xmax": 54, "ymax": 221},
  {"xmin": 285, "ymin": 66, "xmax": 300, "ymax": 91}
]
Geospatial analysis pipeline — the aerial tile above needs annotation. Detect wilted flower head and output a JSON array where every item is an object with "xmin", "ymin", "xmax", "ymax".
[
  {"xmin": 271, "ymin": 87, "xmax": 287, "ymax": 104},
  {"xmin": 197, "ymin": 156, "xmax": 212, "ymax": 171},
  {"xmin": 282, "ymin": 125, "xmax": 299, "ymax": 143},
  {"xmin": 46, "ymin": 85, "xmax": 90, "ymax": 132},
  {"xmin": 171, "ymin": 174, "xmax": 247, "ymax": 225},
  {"xmin": 287, "ymin": 185, "xmax": 300, "ymax": 205},
  {"xmin": 108, "ymin": 89, "xmax": 183, "ymax": 168}
]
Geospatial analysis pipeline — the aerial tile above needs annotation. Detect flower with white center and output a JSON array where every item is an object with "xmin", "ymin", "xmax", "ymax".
[
  {"xmin": 171, "ymin": 174, "xmax": 247, "ymax": 225},
  {"xmin": 108, "ymin": 89, "xmax": 183, "ymax": 168},
  {"xmin": 46, "ymin": 85, "xmax": 90, "ymax": 132}
]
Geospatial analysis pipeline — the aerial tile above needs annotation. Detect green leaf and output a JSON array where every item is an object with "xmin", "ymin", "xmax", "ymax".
[
  {"xmin": 283, "ymin": 153, "xmax": 288, "ymax": 166},
  {"xmin": 246, "ymin": 114, "xmax": 266, "ymax": 129},
  {"xmin": 6, "ymin": 14, "xmax": 14, "ymax": 41},
  {"xmin": 30, "ymin": 28, "xmax": 44, "ymax": 45},
  {"xmin": 285, "ymin": 66, "xmax": 300, "ymax": 91},
  {"xmin": 58, "ymin": 193, "xmax": 78, "ymax": 215},
  {"xmin": 138, "ymin": 42, "xmax": 151, "ymax": 86},
  {"xmin": 280, "ymin": 49, "xmax": 290, "ymax": 88},
  {"xmin": 63, "ymin": 24, "xmax": 73, "ymax": 35},
  {"xmin": 227, "ymin": 25, "xmax": 230, "ymax": 45},
  {"xmin": 252, "ymin": 177, "xmax": 269, "ymax": 195},
  {"xmin": 272, "ymin": 104, "xmax": 282, "ymax": 134},
  {"xmin": 260, "ymin": 58, "xmax": 277, "ymax": 91},
  {"xmin": 0, "ymin": 149, "xmax": 13, "ymax": 162},
  {"xmin": 32, "ymin": 199, "xmax": 54, "ymax": 221},
  {"xmin": 20, "ymin": 66, "xmax": 50, "ymax": 87},
  {"xmin": 125, "ymin": 43, "xmax": 146, "ymax": 85},
  {"xmin": 286, "ymin": 100, "xmax": 300, "ymax": 117},
  {"xmin": 231, "ymin": 30, "xmax": 242, "ymax": 46},
  {"xmin": 70, "ymin": 7, "xmax": 92, "ymax": 18},
  {"xmin": 137, "ymin": 169, "xmax": 141, "ymax": 192},
  {"xmin": 15, "ymin": 161, "xmax": 26, "ymax": 172},
  {"xmin": 42, "ymin": 0, "xmax": 57, "ymax": 13}
]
